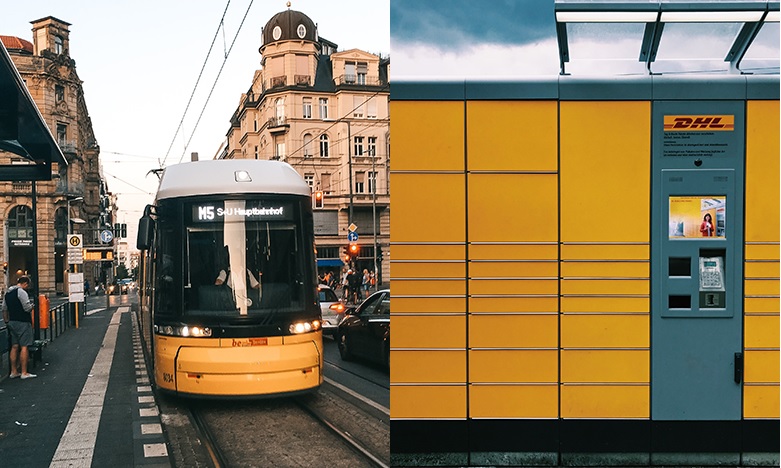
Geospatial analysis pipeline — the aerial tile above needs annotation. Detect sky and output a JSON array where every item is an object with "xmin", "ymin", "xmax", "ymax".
[
  {"xmin": 391, "ymin": 0, "xmax": 780, "ymax": 78},
  {"xmin": 3, "ymin": 0, "xmax": 390, "ymax": 244}
]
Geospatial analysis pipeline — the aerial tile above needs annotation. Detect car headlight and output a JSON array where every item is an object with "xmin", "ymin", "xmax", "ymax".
[
  {"xmin": 289, "ymin": 319, "xmax": 322, "ymax": 334},
  {"xmin": 155, "ymin": 324, "xmax": 212, "ymax": 337}
]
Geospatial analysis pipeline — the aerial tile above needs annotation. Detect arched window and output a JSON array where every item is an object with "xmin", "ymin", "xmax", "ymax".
[
  {"xmin": 7, "ymin": 205, "xmax": 34, "ymax": 242},
  {"xmin": 303, "ymin": 133, "xmax": 313, "ymax": 158},
  {"xmin": 319, "ymin": 134, "xmax": 329, "ymax": 158},
  {"xmin": 54, "ymin": 36, "xmax": 63, "ymax": 54}
]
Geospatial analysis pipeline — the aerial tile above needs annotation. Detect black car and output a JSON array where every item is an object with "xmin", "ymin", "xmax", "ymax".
[{"xmin": 337, "ymin": 289, "xmax": 390, "ymax": 368}]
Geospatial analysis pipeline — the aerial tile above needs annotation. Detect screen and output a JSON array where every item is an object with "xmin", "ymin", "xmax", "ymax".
[{"xmin": 669, "ymin": 196, "xmax": 726, "ymax": 239}]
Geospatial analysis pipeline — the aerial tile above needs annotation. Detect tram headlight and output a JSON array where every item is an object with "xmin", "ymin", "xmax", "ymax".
[
  {"xmin": 155, "ymin": 324, "xmax": 212, "ymax": 337},
  {"xmin": 289, "ymin": 319, "xmax": 322, "ymax": 334}
]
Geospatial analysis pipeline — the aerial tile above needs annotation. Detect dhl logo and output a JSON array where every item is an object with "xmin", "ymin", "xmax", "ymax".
[{"xmin": 664, "ymin": 115, "xmax": 734, "ymax": 131}]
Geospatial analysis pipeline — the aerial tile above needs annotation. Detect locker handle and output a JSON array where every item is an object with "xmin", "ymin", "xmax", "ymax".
[{"xmin": 734, "ymin": 352, "xmax": 743, "ymax": 384}]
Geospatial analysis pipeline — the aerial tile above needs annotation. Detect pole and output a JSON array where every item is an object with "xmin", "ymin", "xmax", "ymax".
[
  {"xmin": 372, "ymin": 147, "xmax": 378, "ymax": 290},
  {"xmin": 31, "ymin": 181, "xmax": 40, "ymax": 341},
  {"xmin": 347, "ymin": 120, "xmax": 354, "ymax": 225}
]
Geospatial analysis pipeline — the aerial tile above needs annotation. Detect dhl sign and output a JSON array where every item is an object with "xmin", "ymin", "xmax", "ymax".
[{"xmin": 664, "ymin": 115, "xmax": 734, "ymax": 131}]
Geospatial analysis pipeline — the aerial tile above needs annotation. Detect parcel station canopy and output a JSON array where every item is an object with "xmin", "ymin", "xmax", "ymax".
[{"xmin": 555, "ymin": 0, "xmax": 780, "ymax": 75}]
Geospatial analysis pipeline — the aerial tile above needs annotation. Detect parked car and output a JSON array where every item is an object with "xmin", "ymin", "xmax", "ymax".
[
  {"xmin": 318, "ymin": 285, "xmax": 346, "ymax": 336},
  {"xmin": 337, "ymin": 289, "xmax": 390, "ymax": 368}
]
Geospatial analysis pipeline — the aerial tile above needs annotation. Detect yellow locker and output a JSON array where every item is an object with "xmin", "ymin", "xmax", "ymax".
[
  {"xmin": 469, "ymin": 314, "xmax": 558, "ymax": 348},
  {"xmin": 391, "ymin": 261, "xmax": 466, "ymax": 279},
  {"xmin": 561, "ymin": 244, "xmax": 650, "ymax": 261},
  {"xmin": 391, "ymin": 101, "xmax": 465, "ymax": 172},
  {"xmin": 390, "ymin": 385, "xmax": 467, "ymax": 419},
  {"xmin": 469, "ymin": 278, "xmax": 558, "ymax": 296},
  {"xmin": 393, "ymin": 278, "xmax": 466, "ymax": 296},
  {"xmin": 561, "ymin": 314, "xmax": 649, "ymax": 349},
  {"xmin": 561, "ymin": 279, "xmax": 649, "ymax": 296},
  {"xmin": 744, "ymin": 261, "xmax": 780, "ymax": 278},
  {"xmin": 745, "ymin": 100, "xmax": 780, "ymax": 243},
  {"xmin": 561, "ymin": 261, "xmax": 649, "ymax": 278},
  {"xmin": 744, "ymin": 350, "xmax": 780, "ymax": 383},
  {"xmin": 561, "ymin": 350, "xmax": 649, "ymax": 383},
  {"xmin": 466, "ymin": 100, "xmax": 558, "ymax": 172},
  {"xmin": 469, "ymin": 296, "xmax": 559, "ymax": 313},
  {"xmin": 392, "ymin": 244, "xmax": 466, "ymax": 261},
  {"xmin": 469, "ymin": 350, "xmax": 558, "ymax": 383},
  {"xmin": 561, "ymin": 385, "xmax": 649, "ymax": 418},
  {"xmin": 469, "ymin": 261, "xmax": 558, "ymax": 278},
  {"xmin": 470, "ymin": 385, "xmax": 558, "ymax": 419},
  {"xmin": 391, "ymin": 315, "xmax": 466, "ymax": 349},
  {"xmin": 391, "ymin": 173, "xmax": 466, "ymax": 243},
  {"xmin": 744, "ymin": 279, "xmax": 781, "ymax": 296},
  {"xmin": 744, "ymin": 385, "xmax": 780, "ymax": 419},
  {"xmin": 470, "ymin": 243, "xmax": 558, "ymax": 260},
  {"xmin": 391, "ymin": 350, "xmax": 466, "ymax": 383},
  {"xmin": 561, "ymin": 296, "xmax": 650, "ymax": 313},
  {"xmin": 745, "ymin": 315, "xmax": 780, "ymax": 349},
  {"xmin": 394, "ymin": 296, "xmax": 467, "ymax": 314}
]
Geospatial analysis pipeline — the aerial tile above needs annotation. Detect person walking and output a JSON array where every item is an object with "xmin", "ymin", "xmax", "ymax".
[{"xmin": 2, "ymin": 276, "xmax": 37, "ymax": 379}]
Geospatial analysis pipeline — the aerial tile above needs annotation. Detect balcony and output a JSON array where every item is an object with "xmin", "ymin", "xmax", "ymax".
[
  {"xmin": 267, "ymin": 116, "xmax": 289, "ymax": 133},
  {"xmin": 268, "ymin": 76, "xmax": 287, "ymax": 90},
  {"xmin": 294, "ymin": 75, "xmax": 311, "ymax": 86},
  {"xmin": 334, "ymin": 74, "xmax": 383, "ymax": 88}
]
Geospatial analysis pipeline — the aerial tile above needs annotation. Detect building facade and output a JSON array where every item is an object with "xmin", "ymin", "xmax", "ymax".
[
  {"xmin": 1, "ymin": 17, "xmax": 114, "ymax": 296},
  {"xmin": 221, "ymin": 7, "xmax": 390, "ymax": 286}
]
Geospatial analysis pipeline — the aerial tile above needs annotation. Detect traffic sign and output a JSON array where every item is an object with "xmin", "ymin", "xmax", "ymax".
[
  {"xmin": 99, "ymin": 229, "xmax": 114, "ymax": 243},
  {"xmin": 348, "ymin": 223, "xmax": 358, "ymax": 232},
  {"xmin": 67, "ymin": 234, "xmax": 84, "ymax": 265},
  {"xmin": 347, "ymin": 231, "xmax": 358, "ymax": 242}
]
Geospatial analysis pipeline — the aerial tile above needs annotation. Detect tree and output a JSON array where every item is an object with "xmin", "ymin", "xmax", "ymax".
[{"xmin": 116, "ymin": 263, "xmax": 130, "ymax": 280}]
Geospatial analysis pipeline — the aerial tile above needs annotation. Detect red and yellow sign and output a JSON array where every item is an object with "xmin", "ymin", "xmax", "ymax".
[{"xmin": 664, "ymin": 115, "xmax": 734, "ymax": 131}]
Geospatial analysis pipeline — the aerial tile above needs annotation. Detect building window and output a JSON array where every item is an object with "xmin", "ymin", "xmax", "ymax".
[
  {"xmin": 303, "ymin": 133, "xmax": 313, "ymax": 157},
  {"xmin": 368, "ymin": 171, "xmax": 378, "ymax": 193},
  {"xmin": 319, "ymin": 134, "xmax": 329, "ymax": 157},
  {"xmin": 355, "ymin": 171, "xmax": 365, "ymax": 194},
  {"xmin": 254, "ymin": 145, "xmax": 259, "ymax": 159},
  {"xmin": 367, "ymin": 98, "xmax": 377, "ymax": 119},
  {"xmin": 275, "ymin": 98, "xmax": 285, "ymax": 124},
  {"xmin": 8, "ymin": 205, "xmax": 33, "ymax": 241},
  {"xmin": 55, "ymin": 84, "xmax": 64, "ymax": 102},
  {"xmin": 319, "ymin": 98, "xmax": 328, "ymax": 119},
  {"xmin": 302, "ymin": 97, "xmax": 312, "ymax": 119},
  {"xmin": 367, "ymin": 137, "xmax": 377, "ymax": 156},
  {"xmin": 254, "ymin": 119, "xmax": 258, "ymax": 131},
  {"xmin": 345, "ymin": 62, "xmax": 356, "ymax": 83},
  {"xmin": 322, "ymin": 173, "xmax": 332, "ymax": 194},
  {"xmin": 354, "ymin": 136, "xmax": 364, "ymax": 156},
  {"xmin": 57, "ymin": 123, "xmax": 67, "ymax": 145},
  {"xmin": 275, "ymin": 141, "xmax": 285, "ymax": 160},
  {"xmin": 54, "ymin": 36, "xmax": 63, "ymax": 54},
  {"xmin": 304, "ymin": 174, "xmax": 314, "ymax": 189},
  {"xmin": 357, "ymin": 62, "xmax": 368, "ymax": 85},
  {"xmin": 353, "ymin": 96, "xmax": 364, "ymax": 118}
]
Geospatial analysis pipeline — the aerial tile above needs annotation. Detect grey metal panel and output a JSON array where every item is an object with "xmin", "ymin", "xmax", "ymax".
[
  {"xmin": 465, "ymin": 78, "xmax": 559, "ymax": 100},
  {"xmin": 558, "ymin": 75, "xmax": 653, "ymax": 100},
  {"xmin": 652, "ymin": 75, "xmax": 748, "ymax": 100},
  {"xmin": 746, "ymin": 75, "xmax": 781, "ymax": 99},
  {"xmin": 390, "ymin": 80, "xmax": 465, "ymax": 101}
]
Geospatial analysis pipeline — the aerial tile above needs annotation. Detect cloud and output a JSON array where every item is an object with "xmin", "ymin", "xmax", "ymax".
[{"xmin": 391, "ymin": 0, "xmax": 555, "ymax": 50}]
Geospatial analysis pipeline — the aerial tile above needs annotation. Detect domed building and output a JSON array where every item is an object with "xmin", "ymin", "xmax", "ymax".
[{"xmin": 222, "ymin": 5, "xmax": 390, "ymax": 287}]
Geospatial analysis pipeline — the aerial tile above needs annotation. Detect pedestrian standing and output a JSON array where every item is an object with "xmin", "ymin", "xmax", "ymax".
[{"xmin": 2, "ymin": 276, "xmax": 37, "ymax": 379}]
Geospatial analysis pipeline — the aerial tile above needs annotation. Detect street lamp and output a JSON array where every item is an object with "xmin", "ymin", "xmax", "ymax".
[{"xmin": 66, "ymin": 195, "xmax": 84, "ymax": 235}]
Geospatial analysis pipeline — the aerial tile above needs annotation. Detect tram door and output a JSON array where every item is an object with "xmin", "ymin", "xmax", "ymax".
[{"xmin": 651, "ymin": 101, "xmax": 745, "ymax": 421}]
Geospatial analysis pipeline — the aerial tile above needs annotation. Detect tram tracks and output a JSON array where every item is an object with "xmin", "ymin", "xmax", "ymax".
[{"xmin": 187, "ymin": 390, "xmax": 389, "ymax": 468}]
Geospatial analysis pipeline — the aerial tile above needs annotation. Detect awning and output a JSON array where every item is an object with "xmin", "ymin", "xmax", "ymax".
[
  {"xmin": 0, "ymin": 41, "xmax": 66, "ymax": 181},
  {"xmin": 317, "ymin": 259, "xmax": 345, "ymax": 267}
]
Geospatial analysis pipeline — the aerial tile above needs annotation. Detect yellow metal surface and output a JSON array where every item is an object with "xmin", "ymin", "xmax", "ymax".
[
  {"xmin": 744, "ymin": 384, "xmax": 781, "ymax": 419},
  {"xmin": 744, "ymin": 350, "xmax": 780, "ymax": 383},
  {"xmin": 470, "ymin": 261, "xmax": 558, "ymax": 278},
  {"xmin": 744, "ymin": 297, "xmax": 781, "ymax": 314},
  {"xmin": 745, "ymin": 279, "xmax": 781, "ymax": 296},
  {"xmin": 560, "ymin": 101, "xmax": 651, "ymax": 243},
  {"xmin": 469, "ymin": 278, "xmax": 558, "ymax": 296},
  {"xmin": 469, "ymin": 314, "xmax": 558, "ymax": 348},
  {"xmin": 390, "ymin": 350, "xmax": 466, "ymax": 383},
  {"xmin": 561, "ymin": 350, "xmax": 649, "ymax": 383},
  {"xmin": 561, "ymin": 385, "xmax": 649, "ymax": 418},
  {"xmin": 470, "ymin": 243, "xmax": 558, "ymax": 260},
  {"xmin": 393, "ymin": 296, "xmax": 467, "ymax": 314},
  {"xmin": 469, "ymin": 350, "xmax": 558, "ymax": 383},
  {"xmin": 561, "ymin": 244, "xmax": 650, "ymax": 261},
  {"xmin": 469, "ymin": 296, "xmax": 558, "ymax": 313},
  {"xmin": 391, "ymin": 315, "xmax": 466, "ymax": 349},
  {"xmin": 466, "ymin": 100, "xmax": 558, "ymax": 172},
  {"xmin": 156, "ymin": 333, "xmax": 323, "ymax": 396},
  {"xmin": 745, "ymin": 261, "xmax": 781, "ymax": 278},
  {"xmin": 470, "ymin": 384, "xmax": 558, "ymax": 418},
  {"xmin": 392, "ymin": 278, "xmax": 466, "ymax": 296},
  {"xmin": 745, "ymin": 244, "xmax": 781, "ymax": 261},
  {"xmin": 561, "ymin": 296, "xmax": 650, "ymax": 313},
  {"xmin": 390, "ymin": 385, "xmax": 467, "ymax": 419},
  {"xmin": 561, "ymin": 314, "xmax": 649, "ymax": 349},
  {"xmin": 561, "ymin": 279, "xmax": 648, "ymax": 296},
  {"xmin": 391, "ymin": 244, "xmax": 466, "ymax": 261},
  {"xmin": 468, "ymin": 174, "xmax": 558, "ymax": 242},
  {"xmin": 391, "ymin": 173, "xmax": 465, "ymax": 243},
  {"xmin": 391, "ymin": 261, "xmax": 466, "ymax": 278},
  {"xmin": 561, "ymin": 261, "xmax": 649, "ymax": 278},
  {"xmin": 745, "ymin": 100, "xmax": 780, "ymax": 243},
  {"xmin": 745, "ymin": 314, "xmax": 779, "ymax": 349},
  {"xmin": 391, "ymin": 101, "xmax": 465, "ymax": 171}
]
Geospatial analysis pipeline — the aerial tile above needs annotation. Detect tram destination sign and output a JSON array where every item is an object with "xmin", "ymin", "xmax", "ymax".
[{"xmin": 192, "ymin": 202, "xmax": 292, "ymax": 223}]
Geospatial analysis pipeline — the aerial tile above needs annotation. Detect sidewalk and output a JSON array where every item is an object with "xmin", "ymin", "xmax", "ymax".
[{"xmin": 0, "ymin": 297, "xmax": 170, "ymax": 467}]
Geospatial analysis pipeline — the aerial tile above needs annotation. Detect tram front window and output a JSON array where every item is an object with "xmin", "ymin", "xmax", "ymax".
[{"xmin": 183, "ymin": 200, "xmax": 306, "ymax": 317}]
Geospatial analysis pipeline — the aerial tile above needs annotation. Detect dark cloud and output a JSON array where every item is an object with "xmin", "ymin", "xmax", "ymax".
[{"xmin": 391, "ymin": 0, "xmax": 556, "ymax": 49}]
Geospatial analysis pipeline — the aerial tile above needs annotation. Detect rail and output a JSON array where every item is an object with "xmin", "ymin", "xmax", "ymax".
[{"xmin": 39, "ymin": 302, "xmax": 72, "ymax": 342}]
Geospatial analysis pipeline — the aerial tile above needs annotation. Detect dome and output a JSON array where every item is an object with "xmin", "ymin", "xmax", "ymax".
[
  {"xmin": 262, "ymin": 9, "xmax": 317, "ymax": 47},
  {"xmin": 0, "ymin": 36, "xmax": 34, "ymax": 54}
]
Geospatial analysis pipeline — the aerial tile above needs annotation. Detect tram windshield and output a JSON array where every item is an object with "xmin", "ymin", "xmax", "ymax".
[{"xmin": 157, "ymin": 199, "xmax": 311, "ymax": 318}]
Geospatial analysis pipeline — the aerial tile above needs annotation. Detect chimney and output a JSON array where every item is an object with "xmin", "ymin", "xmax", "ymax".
[{"xmin": 191, "ymin": 152, "xmax": 199, "ymax": 162}]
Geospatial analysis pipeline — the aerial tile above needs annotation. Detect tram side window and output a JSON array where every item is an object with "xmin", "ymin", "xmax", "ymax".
[{"xmin": 154, "ymin": 225, "xmax": 176, "ymax": 316}]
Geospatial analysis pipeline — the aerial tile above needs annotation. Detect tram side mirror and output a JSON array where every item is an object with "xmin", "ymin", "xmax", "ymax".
[{"xmin": 137, "ymin": 214, "xmax": 154, "ymax": 251}]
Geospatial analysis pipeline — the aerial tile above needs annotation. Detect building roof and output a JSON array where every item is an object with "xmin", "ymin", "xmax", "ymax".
[
  {"xmin": 0, "ymin": 36, "xmax": 33, "ymax": 54},
  {"xmin": 262, "ymin": 9, "xmax": 318, "ymax": 47}
]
